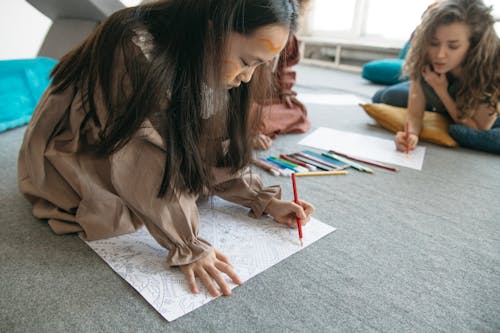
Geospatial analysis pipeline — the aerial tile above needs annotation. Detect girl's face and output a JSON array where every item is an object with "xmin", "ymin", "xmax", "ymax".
[
  {"xmin": 223, "ymin": 24, "xmax": 289, "ymax": 89},
  {"xmin": 427, "ymin": 22, "xmax": 471, "ymax": 76}
]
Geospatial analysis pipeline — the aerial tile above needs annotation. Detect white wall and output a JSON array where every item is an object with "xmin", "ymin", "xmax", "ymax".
[
  {"xmin": 0, "ymin": 0, "xmax": 147, "ymax": 61},
  {"xmin": 0, "ymin": 0, "xmax": 51, "ymax": 60}
]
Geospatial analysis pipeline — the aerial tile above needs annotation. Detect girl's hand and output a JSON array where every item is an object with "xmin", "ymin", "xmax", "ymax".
[
  {"xmin": 179, "ymin": 248, "xmax": 242, "ymax": 297},
  {"xmin": 252, "ymin": 134, "xmax": 273, "ymax": 150},
  {"xmin": 395, "ymin": 131, "xmax": 419, "ymax": 152},
  {"xmin": 283, "ymin": 95, "xmax": 294, "ymax": 109},
  {"xmin": 265, "ymin": 198, "xmax": 315, "ymax": 228},
  {"xmin": 422, "ymin": 65, "xmax": 448, "ymax": 94}
]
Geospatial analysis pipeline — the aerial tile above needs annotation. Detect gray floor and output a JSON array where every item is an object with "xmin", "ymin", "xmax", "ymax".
[{"xmin": 1, "ymin": 65, "xmax": 499, "ymax": 333}]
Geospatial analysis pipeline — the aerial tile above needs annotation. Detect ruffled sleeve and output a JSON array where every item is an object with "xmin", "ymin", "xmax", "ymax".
[
  {"xmin": 210, "ymin": 167, "xmax": 281, "ymax": 218},
  {"xmin": 110, "ymin": 123, "xmax": 211, "ymax": 266}
]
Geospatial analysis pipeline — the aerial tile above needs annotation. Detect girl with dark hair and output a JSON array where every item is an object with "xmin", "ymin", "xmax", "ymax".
[
  {"xmin": 18, "ymin": 0, "xmax": 314, "ymax": 296},
  {"xmin": 375, "ymin": 0, "xmax": 499, "ymax": 154}
]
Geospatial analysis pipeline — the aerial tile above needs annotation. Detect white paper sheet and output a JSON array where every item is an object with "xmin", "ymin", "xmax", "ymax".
[
  {"xmin": 84, "ymin": 197, "xmax": 335, "ymax": 321},
  {"xmin": 298, "ymin": 127, "xmax": 426, "ymax": 170},
  {"xmin": 297, "ymin": 93, "xmax": 362, "ymax": 106}
]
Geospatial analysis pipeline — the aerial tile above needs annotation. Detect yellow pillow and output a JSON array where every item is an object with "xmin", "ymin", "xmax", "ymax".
[{"xmin": 360, "ymin": 103, "xmax": 458, "ymax": 147}]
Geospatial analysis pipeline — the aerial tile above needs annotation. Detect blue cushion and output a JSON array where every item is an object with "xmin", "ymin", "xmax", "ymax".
[
  {"xmin": 398, "ymin": 40, "xmax": 411, "ymax": 59},
  {"xmin": 362, "ymin": 58, "xmax": 405, "ymax": 85},
  {"xmin": 0, "ymin": 57, "xmax": 57, "ymax": 133}
]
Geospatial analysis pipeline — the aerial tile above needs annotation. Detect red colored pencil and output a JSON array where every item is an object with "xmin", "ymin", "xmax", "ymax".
[
  {"xmin": 405, "ymin": 121, "xmax": 410, "ymax": 156},
  {"xmin": 291, "ymin": 173, "xmax": 303, "ymax": 246},
  {"xmin": 329, "ymin": 150, "xmax": 399, "ymax": 172}
]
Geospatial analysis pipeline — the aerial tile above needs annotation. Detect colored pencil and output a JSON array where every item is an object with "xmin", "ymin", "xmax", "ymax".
[
  {"xmin": 328, "ymin": 150, "xmax": 399, "ymax": 172},
  {"xmin": 271, "ymin": 156, "xmax": 309, "ymax": 173},
  {"xmin": 257, "ymin": 158, "xmax": 292, "ymax": 176},
  {"xmin": 294, "ymin": 152, "xmax": 344, "ymax": 170},
  {"xmin": 266, "ymin": 157, "xmax": 300, "ymax": 173},
  {"xmin": 294, "ymin": 170, "xmax": 348, "ymax": 177},
  {"xmin": 290, "ymin": 154, "xmax": 332, "ymax": 171},
  {"xmin": 322, "ymin": 152, "xmax": 373, "ymax": 174},
  {"xmin": 280, "ymin": 154, "xmax": 317, "ymax": 171},
  {"xmin": 302, "ymin": 150, "xmax": 349, "ymax": 169},
  {"xmin": 252, "ymin": 158, "xmax": 281, "ymax": 176},
  {"xmin": 291, "ymin": 173, "xmax": 303, "ymax": 246},
  {"xmin": 405, "ymin": 121, "xmax": 410, "ymax": 156}
]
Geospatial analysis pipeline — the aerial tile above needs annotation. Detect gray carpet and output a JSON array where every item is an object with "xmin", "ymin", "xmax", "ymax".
[{"xmin": 1, "ymin": 65, "xmax": 499, "ymax": 333}]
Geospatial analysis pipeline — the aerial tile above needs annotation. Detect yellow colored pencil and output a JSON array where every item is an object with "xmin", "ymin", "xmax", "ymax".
[{"xmin": 294, "ymin": 170, "xmax": 348, "ymax": 177}]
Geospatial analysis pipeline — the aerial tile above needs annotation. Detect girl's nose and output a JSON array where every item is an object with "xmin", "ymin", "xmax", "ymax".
[
  {"xmin": 238, "ymin": 66, "xmax": 256, "ymax": 83},
  {"xmin": 437, "ymin": 46, "xmax": 447, "ymax": 58}
]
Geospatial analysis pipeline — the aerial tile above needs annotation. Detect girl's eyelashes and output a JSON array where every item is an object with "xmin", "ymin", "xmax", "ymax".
[{"xmin": 240, "ymin": 58, "xmax": 250, "ymax": 67}]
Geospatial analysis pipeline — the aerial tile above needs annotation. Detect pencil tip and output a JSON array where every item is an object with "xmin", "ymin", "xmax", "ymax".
[{"xmin": 300, "ymin": 239, "xmax": 303, "ymax": 247}]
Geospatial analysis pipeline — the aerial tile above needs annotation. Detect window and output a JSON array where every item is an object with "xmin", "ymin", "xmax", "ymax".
[
  {"xmin": 306, "ymin": 0, "xmax": 499, "ymax": 43},
  {"xmin": 364, "ymin": 0, "xmax": 429, "ymax": 40},
  {"xmin": 310, "ymin": 1, "xmax": 357, "ymax": 36}
]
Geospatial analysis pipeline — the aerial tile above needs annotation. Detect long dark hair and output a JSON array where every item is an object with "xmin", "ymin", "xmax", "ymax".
[{"xmin": 50, "ymin": 0, "xmax": 298, "ymax": 197}]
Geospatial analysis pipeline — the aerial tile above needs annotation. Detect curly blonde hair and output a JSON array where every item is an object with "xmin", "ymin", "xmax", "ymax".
[{"xmin": 404, "ymin": 0, "xmax": 499, "ymax": 118}]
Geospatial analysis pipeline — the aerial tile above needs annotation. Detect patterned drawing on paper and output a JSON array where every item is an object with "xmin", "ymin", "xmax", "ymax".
[{"xmin": 85, "ymin": 197, "xmax": 335, "ymax": 321}]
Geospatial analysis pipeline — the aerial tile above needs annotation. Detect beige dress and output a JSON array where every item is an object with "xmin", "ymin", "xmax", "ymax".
[{"xmin": 17, "ymin": 33, "xmax": 281, "ymax": 267}]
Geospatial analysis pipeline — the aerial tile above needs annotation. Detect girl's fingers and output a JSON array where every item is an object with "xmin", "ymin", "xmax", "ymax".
[
  {"xmin": 291, "ymin": 203, "xmax": 307, "ymax": 219},
  {"xmin": 215, "ymin": 260, "xmax": 242, "ymax": 285},
  {"xmin": 214, "ymin": 248, "xmax": 232, "ymax": 266},
  {"xmin": 275, "ymin": 215, "xmax": 296, "ymax": 228},
  {"xmin": 206, "ymin": 265, "xmax": 232, "ymax": 296},
  {"xmin": 300, "ymin": 201, "xmax": 315, "ymax": 215},
  {"xmin": 395, "ymin": 141, "xmax": 406, "ymax": 152},
  {"xmin": 181, "ymin": 267, "xmax": 199, "ymax": 294},
  {"xmin": 195, "ymin": 267, "xmax": 220, "ymax": 297},
  {"xmin": 301, "ymin": 214, "xmax": 311, "ymax": 226},
  {"xmin": 395, "ymin": 131, "xmax": 412, "ymax": 151}
]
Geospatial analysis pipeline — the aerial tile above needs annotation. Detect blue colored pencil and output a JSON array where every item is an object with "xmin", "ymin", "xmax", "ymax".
[
  {"xmin": 260, "ymin": 158, "xmax": 293, "ymax": 176},
  {"xmin": 322, "ymin": 152, "xmax": 373, "ymax": 174},
  {"xmin": 302, "ymin": 150, "xmax": 349, "ymax": 169}
]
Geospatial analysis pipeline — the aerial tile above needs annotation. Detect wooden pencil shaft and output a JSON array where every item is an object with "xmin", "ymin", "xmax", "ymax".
[
  {"xmin": 294, "ymin": 171, "xmax": 347, "ymax": 177},
  {"xmin": 291, "ymin": 154, "xmax": 332, "ymax": 171},
  {"xmin": 323, "ymin": 152, "xmax": 373, "ymax": 173},
  {"xmin": 272, "ymin": 156, "xmax": 299, "ymax": 168},
  {"xmin": 280, "ymin": 154, "xmax": 314, "ymax": 169},
  {"xmin": 295, "ymin": 152, "xmax": 341, "ymax": 170},
  {"xmin": 302, "ymin": 150, "xmax": 348, "ymax": 169},
  {"xmin": 328, "ymin": 151, "xmax": 399, "ymax": 172}
]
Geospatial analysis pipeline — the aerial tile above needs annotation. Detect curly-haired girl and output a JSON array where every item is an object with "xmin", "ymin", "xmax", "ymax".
[{"xmin": 375, "ymin": 0, "xmax": 499, "ymax": 154}]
